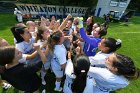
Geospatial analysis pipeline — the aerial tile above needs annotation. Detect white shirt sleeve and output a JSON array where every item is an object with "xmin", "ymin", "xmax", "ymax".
[
  {"xmin": 65, "ymin": 59, "xmax": 74, "ymax": 76},
  {"xmin": 89, "ymin": 52, "xmax": 111, "ymax": 67},
  {"xmin": 19, "ymin": 54, "xmax": 27, "ymax": 63},
  {"xmin": 56, "ymin": 48, "xmax": 67, "ymax": 65},
  {"xmin": 15, "ymin": 43, "xmax": 24, "ymax": 53},
  {"xmin": 88, "ymin": 67, "xmax": 129, "ymax": 91}
]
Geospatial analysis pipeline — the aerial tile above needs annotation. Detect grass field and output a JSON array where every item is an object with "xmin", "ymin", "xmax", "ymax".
[{"xmin": 0, "ymin": 13, "xmax": 140, "ymax": 93}]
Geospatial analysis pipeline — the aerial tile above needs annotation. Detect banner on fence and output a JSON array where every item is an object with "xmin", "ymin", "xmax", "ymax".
[{"xmin": 15, "ymin": 4, "xmax": 88, "ymax": 17}]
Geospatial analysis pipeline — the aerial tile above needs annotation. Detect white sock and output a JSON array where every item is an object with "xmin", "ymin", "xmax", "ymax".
[
  {"xmin": 41, "ymin": 70, "xmax": 46, "ymax": 81},
  {"xmin": 42, "ymin": 89, "xmax": 46, "ymax": 93},
  {"xmin": 55, "ymin": 81, "xmax": 61, "ymax": 90}
]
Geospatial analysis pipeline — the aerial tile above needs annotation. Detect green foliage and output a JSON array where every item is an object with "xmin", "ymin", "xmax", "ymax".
[
  {"xmin": 1, "ymin": 0, "xmax": 140, "ymax": 11},
  {"xmin": 128, "ymin": 0, "xmax": 140, "ymax": 12},
  {"xmin": 18, "ymin": 0, "xmax": 97, "ymax": 7}
]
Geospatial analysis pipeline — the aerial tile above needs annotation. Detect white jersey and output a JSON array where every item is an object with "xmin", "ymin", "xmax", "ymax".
[
  {"xmin": 83, "ymin": 76, "xmax": 94, "ymax": 93},
  {"xmin": 14, "ymin": 10, "xmax": 23, "ymax": 22},
  {"xmin": 16, "ymin": 38, "xmax": 35, "ymax": 54},
  {"xmin": 16, "ymin": 38, "xmax": 40, "ymax": 64},
  {"xmin": 63, "ymin": 59, "xmax": 76, "ymax": 93},
  {"xmin": 89, "ymin": 51, "xmax": 112, "ymax": 67},
  {"xmin": 63, "ymin": 59, "xmax": 93, "ymax": 93},
  {"xmin": 87, "ymin": 67, "xmax": 129, "ymax": 93},
  {"xmin": 51, "ymin": 44, "xmax": 67, "ymax": 77}
]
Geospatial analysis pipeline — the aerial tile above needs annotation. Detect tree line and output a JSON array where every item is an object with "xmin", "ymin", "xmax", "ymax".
[{"xmin": 2, "ymin": 0, "xmax": 140, "ymax": 12}]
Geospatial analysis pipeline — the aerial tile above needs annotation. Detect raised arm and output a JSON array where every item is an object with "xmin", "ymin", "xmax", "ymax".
[
  {"xmin": 24, "ymin": 41, "xmax": 48, "ymax": 60},
  {"xmin": 73, "ymin": 26, "xmax": 84, "ymax": 42},
  {"xmin": 58, "ymin": 14, "xmax": 72, "ymax": 31},
  {"xmin": 49, "ymin": 16, "xmax": 56, "ymax": 30},
  {"xmin": 26, "ymin": 51, "xmax": 38, "ymax": 60},
  {"xmin": 40, "ymin": 16, "xmax": 47, "ymax": 27},
  {"xmin": 33, "ymin": 43, "xmax": 47, "ymax": 64},
  {"xmin": 80, "ymin": 28, "xmax": 100, "ymax": 46}
]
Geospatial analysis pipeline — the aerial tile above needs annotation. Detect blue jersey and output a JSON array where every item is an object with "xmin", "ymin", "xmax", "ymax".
[{"xmin": 80, "ymin": 28, "xmax": 101, "ymax": 56}]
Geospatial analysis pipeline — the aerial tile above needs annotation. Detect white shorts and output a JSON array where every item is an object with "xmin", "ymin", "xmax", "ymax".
[
  {"xmin": 52, "ymin": 68, "xmax": 64, "ymax": 78},
  {"xmin": 51, "ymin": 54, "xmax": 65, "ymax": 78}
]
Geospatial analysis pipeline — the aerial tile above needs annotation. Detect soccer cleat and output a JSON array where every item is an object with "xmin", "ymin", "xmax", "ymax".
[
  {"xmin": 54, "ymin": 87, "xmax": 62, "ymax": 92},
  {"xmin": 42, "ymin": 80, "xmax": 46, "ymax": 85},
  {"xmin": 2, "ymin": 82, "xmax": 12, "ymax": 89}
]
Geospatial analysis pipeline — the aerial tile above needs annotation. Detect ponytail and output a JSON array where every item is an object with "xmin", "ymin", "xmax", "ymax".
[
  {"xmin": 125, "ymin": 68, "xmax": 140, "ymax": 80},
  {"xmin": 134, "ymin": 68, "xmax": 140, "ymax": 80},
  {"xmin": 72, "ymin": 71, "xmax": 87, "ymax": 93},
  {"xmin": 47, "ymin": 35, "xmax": 55, "ymax": 52},
  {"xmin": 72, "ymin": 55, "xmax": 90, "ymax": 93}
]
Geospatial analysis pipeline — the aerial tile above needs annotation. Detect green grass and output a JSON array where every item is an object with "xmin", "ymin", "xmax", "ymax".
[
  {"xmin": 107, "ymin": 17, "xmax": 140, "ymax": 93},
  {"xmin": 0, "ymin": 13, "xmax": 140, "ymax": 93},
  {"xmin": 0, "ymin": 13, "xmax": 16, "ymax": 45}
]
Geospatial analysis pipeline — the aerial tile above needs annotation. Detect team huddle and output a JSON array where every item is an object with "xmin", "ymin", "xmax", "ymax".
[{"xmin": 0, "ymin": 14, "xmax": 139, "ymax": 93}]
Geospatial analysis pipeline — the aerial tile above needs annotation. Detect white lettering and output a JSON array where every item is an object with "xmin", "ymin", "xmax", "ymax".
[{"xmin": 15, "ymin": 4, "xmax": 88, "ymax": 17}]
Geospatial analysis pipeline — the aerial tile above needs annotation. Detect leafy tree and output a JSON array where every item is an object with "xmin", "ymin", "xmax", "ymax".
[
  {"xmin": 16, "ymin": 0, "xmax": 140, "ymax": 12},
  {"xmin": 18, "ymin": 0, "xmax": 97, "ymax": 7},
  {"xmin": 128, "ymin": 0, "xmax": 140, "ymax": 11}
]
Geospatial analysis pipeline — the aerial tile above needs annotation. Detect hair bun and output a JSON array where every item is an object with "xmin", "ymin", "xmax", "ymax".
[
  {"xmin": 116, "ymin": 39, "xmax": 122, "ymax": 45},
  {"xmin": 81, "ymin": 70, "xmax": 85, "ymax": 73}
]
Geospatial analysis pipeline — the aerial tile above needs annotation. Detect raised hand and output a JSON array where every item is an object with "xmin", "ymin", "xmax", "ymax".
[
  {"xmin": 33, "ymin": 43, "xmax": 40, "ymax": 50},
  {"xmin": 67, "ymin": 51, "xmax": 71, "ymax": 59},
  {"xmin": 67, "ymin": 14, "xmax": 72, "ymax": 19},
  {"xmin": 75, "ymin": 46, "xmax": 81, "ymax": 55},
  {"xmin": 51, "ymin": 16, "xmax": 56, "ymax": 21}
]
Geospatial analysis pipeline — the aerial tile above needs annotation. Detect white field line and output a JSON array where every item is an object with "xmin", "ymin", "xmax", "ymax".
[
  {"xmin": 122, "ymin": 32, "xmax": 140, "ymax": 34},
  {"xmin": 1, "ymin": 35, "xmax": 14, "ymax": 37}
]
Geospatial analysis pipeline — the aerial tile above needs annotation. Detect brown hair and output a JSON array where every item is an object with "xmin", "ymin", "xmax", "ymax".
[
  {"xmin": 0, "ymin": 46, "xmax": 15, "ymax": 73},
  {"xmin": 36, "ymin": 26, "xmax": 49, "ymax": 42},
  {"xmin": 113, "ymin": 53, "xmax": 140, "ymax": 80},
  {"xmin": 0, "ymin": 46, "xmax": 15, "ymax": 66},
  {"xmin": 98, "ymin": 25, "xmax": 107, "ymax": 38},
  {"xmin": 47, "ymin": 31, "xmax": 62, "ymax": 52}
]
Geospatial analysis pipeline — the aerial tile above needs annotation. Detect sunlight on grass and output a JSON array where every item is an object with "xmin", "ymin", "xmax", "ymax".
[{"xmin": 0, "ymin": 13, "xmax": 140, "ymax": 93}]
